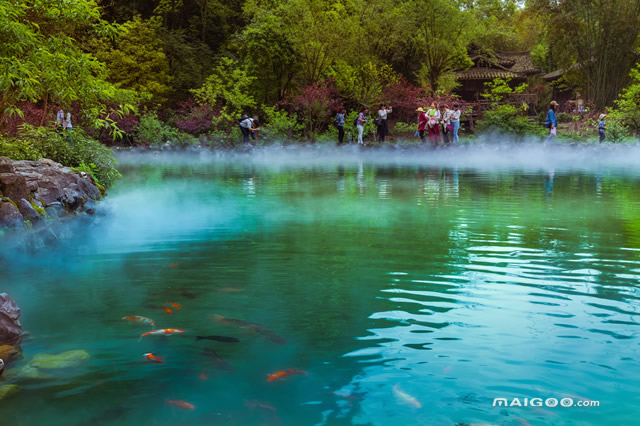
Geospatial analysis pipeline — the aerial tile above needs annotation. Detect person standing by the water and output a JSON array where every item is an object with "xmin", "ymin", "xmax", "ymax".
[
  {"xmin": 598, "ymin": 114, "xmax": 606, "ymax": 143},
  {"xmin": 450, "ymin": 103, "xmax": 461, "ymax": 144},
  {"xmin": 376, "ymin": 104, "xmax": 392, "ymax": 143},
  {"xmin": 417, "ymin": 107, "xmax": 428, "ymax": 145},
  {"xmin": 239, "ymin": 115, "xmax": 254, "ymax": 145},
  {"xmin": 546, "ymin": 100, "xmax": 558, "ymax": 141},
  {"xmin": 63, "ymin": 110, "xmax": 73, "ymax": 141},
  {"xmin": 357, "ymin": 107, "xmax": 369, "ymax": 145},
  {"xmin": 250, "ymin": 116, "xmax": 260, "ymax": 143},
  {"xmin": 426, "ymin": 102, "xmax": 440, "ymax": 147},
  {"xmin": 55, "ymin": 106, "xmax": 65, "ymax": 132},
  {"xmin": 335, "ymin": 109, "xmax": 345, "ymax": 145},
  {"xmin": 440, "ymin": 104, "xmax": 452, "ymax": 145}
]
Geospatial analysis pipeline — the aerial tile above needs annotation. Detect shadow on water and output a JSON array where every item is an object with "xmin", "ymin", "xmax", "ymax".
[{"xmin": 1, "ymin": 145, "xmax": 640, "ymax": 425}]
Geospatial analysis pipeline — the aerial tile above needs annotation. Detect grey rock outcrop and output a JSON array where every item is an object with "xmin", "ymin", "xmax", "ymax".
[
  {"xmin": 0, "ymin": 294, "xmax": 22, "ymax": 343},
  {"xmin": 0, "ymin": 157, "xmax": 101, "ymax": 229}
]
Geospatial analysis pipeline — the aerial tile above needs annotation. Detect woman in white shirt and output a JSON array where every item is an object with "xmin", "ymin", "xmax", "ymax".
[
  {"xmin": 450, "ymin": 103, "xmax": 461, "ymax": 144},
  {"xmin": 426, "ymin": 102, "xmax": 440, "ymax": 147},
  {"xmin": 376, "ymin": 104, "xmax": 392, "ymax": 143}
]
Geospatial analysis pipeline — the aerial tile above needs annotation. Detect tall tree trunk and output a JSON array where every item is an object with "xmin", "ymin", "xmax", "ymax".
[{"xmin": 40, "ymin": 93, "xmax": 49, "ymax": 127}]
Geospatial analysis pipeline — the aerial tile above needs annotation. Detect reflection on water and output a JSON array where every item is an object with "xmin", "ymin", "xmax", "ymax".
[{"xmin": 1, "ymin": 147, "xmax": 640, "ymax": 426}]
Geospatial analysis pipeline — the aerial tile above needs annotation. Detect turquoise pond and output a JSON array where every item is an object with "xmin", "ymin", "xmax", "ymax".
[{"xmin": 1, "ymin": 145, "xmax": 639, "ymax": 425}]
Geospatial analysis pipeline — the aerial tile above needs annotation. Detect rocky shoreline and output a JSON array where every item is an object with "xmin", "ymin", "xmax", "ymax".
[{"xmin": 0, "ymin": 157, "xmax": 102, "ymax": 247}]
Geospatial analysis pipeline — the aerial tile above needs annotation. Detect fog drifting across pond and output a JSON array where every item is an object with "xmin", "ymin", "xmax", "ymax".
[{"xmin": 115, "ymin": 140, "xmax": 640, "ymax": 174}]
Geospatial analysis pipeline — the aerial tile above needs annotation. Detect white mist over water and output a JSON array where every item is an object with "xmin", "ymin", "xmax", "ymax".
[{"xmin": 115, "ymin": 142, "xmax": 640, "ymax": 174}]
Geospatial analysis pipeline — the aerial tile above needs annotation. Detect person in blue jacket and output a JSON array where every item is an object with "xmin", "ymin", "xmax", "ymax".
[
  {"xmin": 545, "ymin": 100, "xmax": 558, "ymax": 140},
  {"xmin": 598, "ymin": 114, "xmax": 606, "ymax": 143}
]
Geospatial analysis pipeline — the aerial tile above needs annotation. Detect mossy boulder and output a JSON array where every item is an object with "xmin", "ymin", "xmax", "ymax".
[
  {"xmin": 0, "ymin": 384, "xmax": 19, "ymax": 400},
  {"xmin": 29, "ymin": 349, "xmax": 89, "ymax": 369}
]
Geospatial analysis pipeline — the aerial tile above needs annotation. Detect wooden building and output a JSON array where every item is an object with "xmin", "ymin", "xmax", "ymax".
[{"xmin": 455, "ymin": 51, "xmax": 542, "ymax": 103}]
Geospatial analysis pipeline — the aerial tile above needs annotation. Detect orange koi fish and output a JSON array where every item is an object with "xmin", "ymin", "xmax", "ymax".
[
  {"xmin": 199, "ymin": 371, "xmax": 208, "ymax": 381},
  {"xmin": 245, "ymin": 400, "xmax": 276, "ymax": 413},
  {"xmin": 162, "ymin": 306, "xmax": 173, "ymax": 314},
  {"xmin": 170, "ymin": 263, "xmax": 179, "ymax": 268},
  {"xmin": 168, "ymin": 302, "xmax": 181, "ymax": 310},
  {"xmin": 393, "ymin": 384, "xmax": 421, "ymax": 408},
  {"xmin": 165, "ymin": 400, "xmax": 195, "ymax": 410},
  {"xmin": 140, "ymin": 329, "xmax": 185, "ymax": 338},
  {"xmin": 267, "ymin": 368, "xmax": 308, "ymax": 382},
  {"xmin": 122, "ymin": 316, "xmax": 155, "ymax": 327},
  {"xmin": 143, "ymin": 353, "xmax": 164, "ymax": 364}
]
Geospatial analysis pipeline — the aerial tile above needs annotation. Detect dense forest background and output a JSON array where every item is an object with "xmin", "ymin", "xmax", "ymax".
[{"xmin": 2, "ymin": 0, "xmax": 640, "ymax": 150}]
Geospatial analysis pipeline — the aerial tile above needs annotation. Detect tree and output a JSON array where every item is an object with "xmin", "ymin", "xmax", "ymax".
[
  {"xmin": 92, "ymin": 16, "xmax": 172, "ymax": 106},
  {"xmin": 191, "ymin": 57, "xmax": 256, "ymax": 125},
  {"xmin": 545, "ymin": 0, "xmax": 640, "ymax": 108},
  {"xmin": 400, "ymin": 0, "xmax": 474, "ymax": 93},
  {"xmin": 0, "ymin": 0, "xmax": 135, "ymax": 134}
]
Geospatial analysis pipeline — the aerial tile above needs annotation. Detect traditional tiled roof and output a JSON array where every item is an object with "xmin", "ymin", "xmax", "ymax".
[
  {"xmin": 457, "ymin": 51, "xmax": 541, "ymax": 81},
  {"xmin": 456, "ymin": 67, "xmax": 518, "ymax": 80}
]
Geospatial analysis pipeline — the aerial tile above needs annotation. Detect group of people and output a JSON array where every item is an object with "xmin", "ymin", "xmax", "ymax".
[
  {"xmin": 545, "ymin": 100, "xmax": 607, "ymax": 142},
  {"xmin": 416, "ymin": 102, "xmax": 461, "ymax": 146},
  {"xmin": 55, "ymin": 106, "xmax": 72, "ymax": 139},
  {"xmin": 335, "ymin": 102, "xmax": 461, "ymax": 146}
]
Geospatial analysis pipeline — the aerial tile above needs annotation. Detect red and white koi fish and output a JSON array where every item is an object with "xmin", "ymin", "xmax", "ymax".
[
  {"xmin": 393, "ymin": 384, "xmax": 421, "ymax": 408},
  {"xmin": 168, "ymin": 302, "xmax": 181, "ymax": 310},
  {"xmin": 267, "ymin": 368, "xmax": 308, "ymax": 382},
  {"xmin": 140, "ymin": 329, "xmax": 185, "ymax": 338},
  {"xmin": 143, "ymin": 353, "xmax": 164, "ymax": 364},
  {"xmin": 122, "ymin": 316, "xmax": 155, "ymax": 327},
  {"xmin": 165, "ymin": 400, "xmax": 195, "ymax": 410}
]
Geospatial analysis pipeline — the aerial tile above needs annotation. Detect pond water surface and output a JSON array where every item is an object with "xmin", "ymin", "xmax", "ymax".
[{"xmin": 1, "ymin": 146, "xmax": 639, "ymax": 426}]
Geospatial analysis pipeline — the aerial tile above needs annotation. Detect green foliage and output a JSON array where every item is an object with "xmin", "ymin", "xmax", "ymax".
[
  {"xmin": 482, "ymin": 77, "xmax": 527, "ymax": 102},
  {"xmin": 192, "ymin": 57, "xmax": 256, "ymax": 125},
  {"xmin": 476, "ymin": 104, "xmax": 544, "ymax": 137},
  {"xmin": 0, "ymin": 0, "xmax": 135, "ymax": 133},
  {"xmin": 0, "ymin": 125, "xmax": 121, "ymax": 187},
  {"xmin": 393, "ymin": 121, "xmax": 418, "ymax": 139},
  {"xmin": 135, "ymin": 112, "xmax": 198, "ymax": 146},
  {"xmin": 556, "ymin": 112, "xmax": 572, "ymax": 123},
  {"xmin": 262, "ymin": 107, "xmax": 303, "ymax": 141},
  {"xmin": 609, "ymin": 64, "xmax": 640, "ymax": 136},
  {"xmin": 91, "ymin": 15, "xmax": 172, "ymax": 106}
]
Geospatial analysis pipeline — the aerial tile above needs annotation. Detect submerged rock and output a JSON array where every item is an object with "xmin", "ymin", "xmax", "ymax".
[
  {"xmin": 0, "ymin": 384, "xmax": 19, "ymax": 400},
  {"xmin": 29, "ymin": 349, "xmax": 90, "ymax": 369},
  {"xmin": 0, "ymin": 293, "xmax": 23, "ymax": 343},
  {"xmin": 0, "ymin": 345, "xmax": 17, "ymax": 361},
  {"xmin": 0, "ymin": 200, "xmax": 24, "ymax": 228}
]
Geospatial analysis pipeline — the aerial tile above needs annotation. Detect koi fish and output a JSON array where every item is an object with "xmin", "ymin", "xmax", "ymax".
[
  {"xmin": 168, "ymin": 302, "xmax": 181, "ymax": 310},
  {"xmin": 393, "ymin": 384, "xmax": 421, "ymax": 408},
  {"xmin": 195, "ymin": 335, "xmax": 239, "ymax": 343},
  {"xmin": 267, "ymin": 368, "xmax": 308, "ymax": 382},
  {"xmin": 210, "ymin": 314, "xmax": 263, "ymax": 329},
  {"xmin": 245, "ymin": 400, "xmax": 276, "ymax": 413},
  {"xmin": 256, "ymin": 329, "xmax": 286, "ymax": 344},
  {"xmin": 165, "ymin": 400, "xmax": 195, "ymax": 410},
  {"xmin": 217, "ymin": 287, "xmax": 244, "ymax": 293},
  {"xmin": 162, "ymin": 306, "xmax": 173, "ymax": 314},
  {"xmin": 140, "ymin": 329, "xmax": 185, "ymax": 338},
  {"xmin": 199, "ymin": 371, "xmax": 208, "ymax": 380},
  {"xmin": 143, "ymin": 353, "xmax": 164, "ymax": 364},
  {"xmin": 181, "ymin": 289, "xmax": 196, "ymax": 299},
  {"xmin": 170, "ymin": 263, "xmax": 179, "ymax": 268},
  {"xmin": 122, "ymin": 316, "xmax": 155, "ymax": 327},
  {"xmin": 201, "ymin": 348, "xmax": 232, "ymax": 371}
]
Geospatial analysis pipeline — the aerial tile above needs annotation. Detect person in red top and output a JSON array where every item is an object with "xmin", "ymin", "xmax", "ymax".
[{"xmin": 417, "ymin": 107, "xmax": 428, "ymax": 145}]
